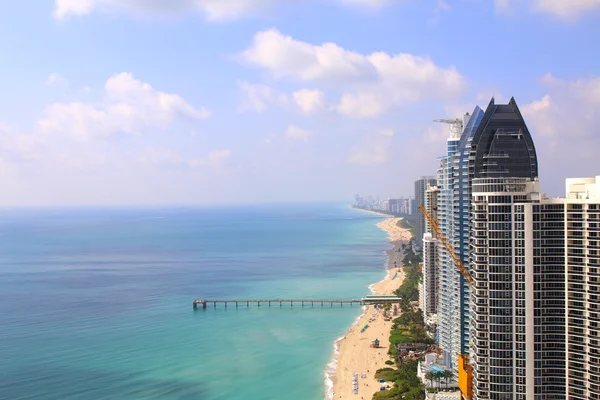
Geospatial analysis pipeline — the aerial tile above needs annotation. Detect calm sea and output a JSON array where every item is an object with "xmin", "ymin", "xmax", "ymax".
[{"xmin": 0, "ymin": 204, "xmax": 388, "ymax": 400}]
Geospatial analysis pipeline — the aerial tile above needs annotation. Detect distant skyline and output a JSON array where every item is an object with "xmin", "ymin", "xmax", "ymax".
[{"xmin": 0, "ymin": 0, "xmax": 599, "ymax": 206}]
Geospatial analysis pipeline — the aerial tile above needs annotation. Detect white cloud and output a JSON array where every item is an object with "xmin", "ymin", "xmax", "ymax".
[
  {"xmin": 238, "ymin": 81, "xmax": 288, "ymax": 112},
  {"xmin": 285, "ymin": 124, "xmax": 312, "ymax": 141},
  {"xmin": 38, "ymin": 72, "xmax": 210, "ymax": 140},
  {"xmin": 46, "ymin": 73, "xmax": 67, "ymax": 86},
  {"xmin": 0, "ymin": 125, "xmax": 44, "ymax": 163},
  {"xmin": 532, "ymin": 0, "xmax": 600, "ymax": 19},
  {"xmin": 336, "ymin": 92, "xmax": 386, "ymax": 118},
  {"xmin": 239, "ymin": 82, "xmax": 329, "ymax": 114},
  {"xmin": 241, "ymin": 29, "xmax": 377, "ymax": 82},
  {"xmin": 521, "ymin": 74, "xmax": 600, "ymax": 188},
  {"xmin": 241, "ymin": 29, "xmax": 465, "ymax": 118},
  {"xmin": 292, "ymin": 89, "xmax": 326, "ymax": 114},
  {"xmin": 379, "ymin": 128, "xmax": 394, "ymax": 137}
]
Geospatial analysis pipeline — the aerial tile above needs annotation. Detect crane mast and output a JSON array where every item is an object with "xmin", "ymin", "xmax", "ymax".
[
  {"xmin": 418, "ymin": 204, "xmax": 474, "ymax": 399},
  {"xmin": 418, "ymin": 205, "xmax": 474, "ymax": 289}
]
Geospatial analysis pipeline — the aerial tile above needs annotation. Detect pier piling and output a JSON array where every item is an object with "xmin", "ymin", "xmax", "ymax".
[{"xmin": 192, "ymin": 296, "xmax": 399, "ymax": 309}]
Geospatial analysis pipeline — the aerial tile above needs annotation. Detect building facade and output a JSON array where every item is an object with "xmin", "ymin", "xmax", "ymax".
[
  {"xmin": 436, "ymin": 107, "xmax": 484, "ymax": 372},
  {"xmin": 564, "ymin": 176, "xmax": 600, "ymax": 400},
  {"xmin": 421, "ymin": 186, "xmax": 440, "ymax": 319},
  {"xmin": 415, "ymin": 176, "xmax": 437, "ymax": 251},
  {"xmin": 468, "ymin": 98, "xmax": 566, "ymax": 400}
]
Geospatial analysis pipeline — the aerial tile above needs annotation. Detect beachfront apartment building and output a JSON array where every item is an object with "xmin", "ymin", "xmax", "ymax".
[
  {"xmin": 421, "ymin": 186, "xmax": 440, "ymax": 320},
  {"xmin": 436, "ymin": 106, "xmax": 484, "ymax": 373},
  {"xmin": 415, "ymin": 176, "xmax": 437, "ymax": 251},
  {"xmin": 562, "ymin": 176, "xmax": 600, "ymax": 400},
  {"xmin": 467, "ymin": 98, "xmax": 566, "ymax": 400}
]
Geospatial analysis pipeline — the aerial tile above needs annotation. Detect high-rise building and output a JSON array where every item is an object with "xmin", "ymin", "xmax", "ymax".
[
  {"xmin": 468, "ymin": 98, "xmax": 566, "ymax": 400},
  {"xmin": 563, "ymin": 176, "xmax": 600, "ymax": 400},
  {"xmin": 436, "ymin": 106, "xmax": 485, "ymax": 372},
  {"xmin": 421, "ymin": 186, "xmax": 439, "ymax": 319},
  {"xmin": 415, "ymin": 176, "xmax": 437, "ymax": 251}
]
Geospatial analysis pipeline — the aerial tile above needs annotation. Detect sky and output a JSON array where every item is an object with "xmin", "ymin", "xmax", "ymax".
[{"xmin": 0, "ymin": 0, "xmax": 599, "ymax": 206}]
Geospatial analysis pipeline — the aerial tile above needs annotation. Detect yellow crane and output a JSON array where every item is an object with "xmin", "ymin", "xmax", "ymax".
[
  {"xmin": 418, "ymin": 204, "xmax": 474, "ymax": 399},
  {"xmin": 418, "ymin": 205, "xmax": 474, "ymax": 289}
]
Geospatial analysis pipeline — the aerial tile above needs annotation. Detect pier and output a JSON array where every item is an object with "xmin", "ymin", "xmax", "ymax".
[{"xmin": 193, "ymin": 295, "xmax": 403, "ymax": 309}]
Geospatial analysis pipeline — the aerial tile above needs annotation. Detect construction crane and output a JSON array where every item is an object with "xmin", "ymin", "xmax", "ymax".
[
  {"xmin": 433, "ymin": 118, "xmax": 464, "ymax": 139},
  {"xmin": 419, "ymin": 204, "xmax": 475, "ymax": 400},
  {"xmin": 418, "ymin": 205, "xmax": 474, "ymax": 289}
]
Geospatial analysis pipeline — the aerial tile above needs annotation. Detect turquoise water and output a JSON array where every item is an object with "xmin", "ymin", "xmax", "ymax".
[{"xmin": 0, "ymin": 204, "xmax": 388, "ymax": 400}]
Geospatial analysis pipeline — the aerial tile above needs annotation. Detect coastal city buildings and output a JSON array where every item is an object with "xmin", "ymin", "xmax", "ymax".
[
  {"xmin": 436, "ymin": 106, "xmax": 484, "ymax": 373},
  {"xmin": 468, "ymin": 98, "xmax": 566, "ymax": 400},
  {"xmin": 420, "ymin": 186, "xmax": 439, "ymax": 321},
  {"xmin": 563, "ymin": 176, "xmax": 600, "ymax": 400},
  {"xmin": 415, "ymin": 176, "xmax": 437, "ymax": 251},
  {"xmin": 353, "ymin": 194, "xmax": 414, "ymax": 215},
  {"xmin": 416, "ymin": 97, "xmax": 599, "ymax": 400}
]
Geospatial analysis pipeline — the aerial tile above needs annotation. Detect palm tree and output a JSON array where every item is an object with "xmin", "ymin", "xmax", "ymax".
[
  {"xmin": 442, "ymin": 370, "xmax": 455, "ymax": 390},
  {"xmin": 425, "ymin": 371, "xmax": 436, "ymax": 389},
  {"xmin": 434, "ymin": 371, "xmax": 444, "ymax": 390}
]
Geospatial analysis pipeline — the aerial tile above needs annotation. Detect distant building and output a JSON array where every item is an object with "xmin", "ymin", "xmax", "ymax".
[
  {"xmin": 421, "ymin": 186, "xmax": 439, "ymax": 320},
  {"xmin": 414, "ymin": 176, "xmax": 436, "ymax": 251}
]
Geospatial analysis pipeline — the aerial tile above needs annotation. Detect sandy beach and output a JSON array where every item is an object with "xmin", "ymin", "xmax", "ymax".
[{"xmin": 331, "ymin": 217, "xmax": 411, "ymax": 399}]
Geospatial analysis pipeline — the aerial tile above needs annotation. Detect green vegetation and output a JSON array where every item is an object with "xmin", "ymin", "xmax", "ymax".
[
  {"xmin": 393, "ymin": 246, "xmax": 422, "ymax": 312},
  {"xmin": 385, "ymin": 360, "xmax": 394, "ymax": 365},
  {"xmin": 371, "ymin": 243, "xmax": 430, "ymax": 400},
  {"xmin": 424, "ymin": 370, "xmax": 455, "ymax": 392},
  {"xmin": 372, "ymin": 361, "xmax": 425, "ymax": 400},
  {"xmin": 389, "ymin": 311, "xmax": 434, "ymax": 346}
]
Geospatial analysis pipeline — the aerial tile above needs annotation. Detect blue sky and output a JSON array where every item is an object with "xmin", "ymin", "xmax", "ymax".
[{"xmin": 0, "ymin": 0, "xmax": 599, "ymax": 206}]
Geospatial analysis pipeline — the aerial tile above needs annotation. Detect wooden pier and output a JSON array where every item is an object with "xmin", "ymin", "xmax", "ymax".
[{"xmin": 193, "ymin": 295, "xmax": 403, "ymax": 309}]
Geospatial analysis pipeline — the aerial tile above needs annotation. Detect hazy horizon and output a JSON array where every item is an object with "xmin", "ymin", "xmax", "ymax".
[{"xmin": 1, "ymin": 1, "xmax": 598, "ymax": 206}]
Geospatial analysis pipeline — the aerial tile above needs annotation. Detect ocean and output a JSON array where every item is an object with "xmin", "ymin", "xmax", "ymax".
[{"xmin": 0, "ymin": 204, "xmax": 388, "ymax": 400}]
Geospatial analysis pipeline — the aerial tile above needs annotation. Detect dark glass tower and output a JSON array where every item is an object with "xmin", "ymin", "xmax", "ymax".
[
  {"xmin": 468, "ymin": 98, "xmax": 565, "ymax": 400},
  {"xmin": 470, "ymin": 97, "xmax": 538, "ymax": 180}
]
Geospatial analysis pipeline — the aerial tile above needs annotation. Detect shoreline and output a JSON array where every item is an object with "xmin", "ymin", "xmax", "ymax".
[{"xmin": 326, "ymin": 212, "xmax": 412, "ymax": 399}]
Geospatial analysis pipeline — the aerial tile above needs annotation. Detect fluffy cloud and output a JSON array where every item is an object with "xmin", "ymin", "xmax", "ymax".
[
  {"xmin": 238, "ymin": 82, "xmax": 288, "ymax": 112},
  {"xmin": 532, "ymin": 0, "xmax": 600, "ymax": 19},
  {"xmin": 521, "ymin": 74, "xmax": 600, "ymax": 189},
  {"xmin": 285, "ymin": 124, "xmax": 312, "ymax": 141},
  {"xmin": 238, "ymin": 82, "xmax": 327, "ymax": 114},
  {"xmin": 241, "ymin": 29, "xmax": 377, "ymax": 82},
  {"xmin": 292, "ymin": 89, "xmax": 326, "ymax": 114},
  {"xmin": 0, "ymin": 125, "xmax": 44, "ymax": 163},
  {"xmin": 54, "ymin": 0, "xmax": 396, "ymax": 20},
  {"xmin": 241, "ymin": 29, "xmax": 465, "ymax": 118},
  {"xmin": 38, "ymin": 72, "xmax": 209, "ymax": 140}
]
